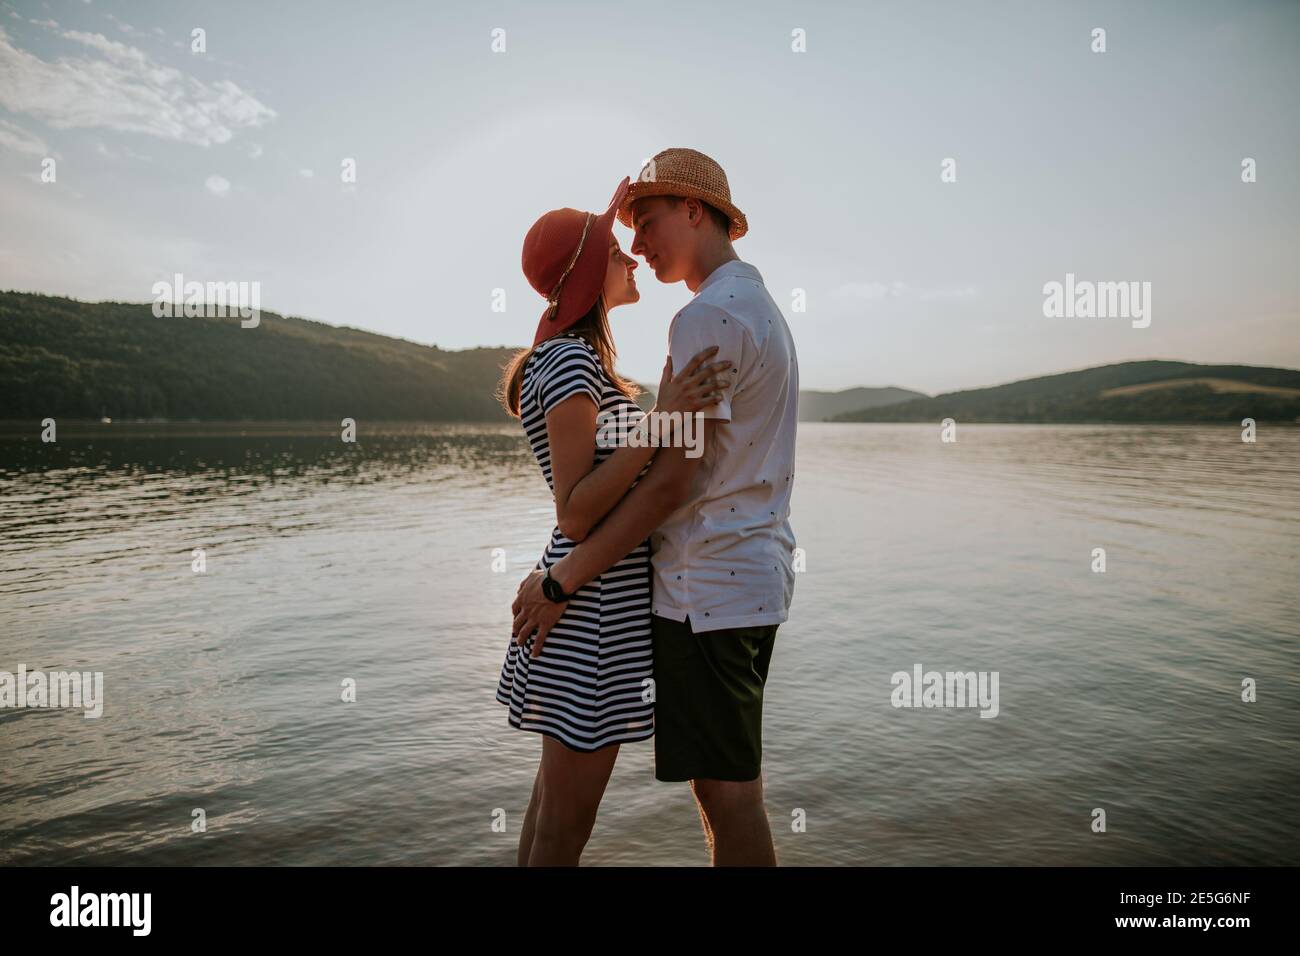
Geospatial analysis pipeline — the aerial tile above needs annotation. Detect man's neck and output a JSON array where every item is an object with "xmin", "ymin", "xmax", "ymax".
[{"xmin": 684, "ymin": 243, "xmax": 740, "ymax": 293}]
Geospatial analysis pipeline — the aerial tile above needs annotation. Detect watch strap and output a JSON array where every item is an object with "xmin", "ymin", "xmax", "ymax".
[{"xmin": 543, "ymin": 568, "xmax": 572, "ymax": 602}]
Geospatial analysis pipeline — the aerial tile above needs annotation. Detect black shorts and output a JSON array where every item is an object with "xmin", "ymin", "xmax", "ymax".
[{"xmin": 650, "ymin": 614, "xmax": 779, "ymax": 782}]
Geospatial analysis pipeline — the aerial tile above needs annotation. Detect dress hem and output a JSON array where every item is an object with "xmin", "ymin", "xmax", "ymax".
[{"xmin": 496, "ymin": 699, "xmax": 654, "ymax": 753}]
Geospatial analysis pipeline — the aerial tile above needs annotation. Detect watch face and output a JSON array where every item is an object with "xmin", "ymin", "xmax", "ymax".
[{"xmin": 542, "ymin": 574, "xmax": 563, "ymax": 602}]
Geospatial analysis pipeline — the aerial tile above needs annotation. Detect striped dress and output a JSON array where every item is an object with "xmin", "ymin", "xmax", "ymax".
[{"xmin": 495, "ymin": 332, "xmax": 655, "ymax": 751}]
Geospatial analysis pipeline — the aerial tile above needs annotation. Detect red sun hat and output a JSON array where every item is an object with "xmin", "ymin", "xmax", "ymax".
[{"xmin": 522, "ymin": 176, "xmax": 630, "ymax": 347}]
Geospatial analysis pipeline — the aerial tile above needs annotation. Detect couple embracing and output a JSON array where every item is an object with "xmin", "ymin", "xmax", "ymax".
[{"xmin": 495, "ymin": 148, "xmax": 799, "ymax": 866}]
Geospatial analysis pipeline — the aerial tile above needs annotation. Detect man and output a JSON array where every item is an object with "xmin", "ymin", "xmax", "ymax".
[{"xmin": 511, "ymin": 147, "xmax": 799, "ymax": 866}]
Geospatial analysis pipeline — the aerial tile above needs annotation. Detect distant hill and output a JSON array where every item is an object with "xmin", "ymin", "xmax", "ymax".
[
  {"xmin": 799, "ymin": 386, "xmax": 927, "ymax": 421},
  {"xmin": 634, "ymin": 384, "xmax": 929, "ymax": 421},
  {"xmin": 0, "ymin": 291, "xmax": 934, "ymax": 424},
  {"xmin": 832, "ymin": 361, "xmax": 1300, "ymax": 423},
  {"xmin": 6, "ymin": 293, "xmax": 1295, "ymax": 426},
  {"xmin": 0, "ymin": 291, "xmax": 518, "ymax": 421}
]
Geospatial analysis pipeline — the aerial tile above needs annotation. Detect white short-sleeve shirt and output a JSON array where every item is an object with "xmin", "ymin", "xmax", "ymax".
[{"xmin": 650, "ymin": 259, "xmax": 799, "ymax": 632}]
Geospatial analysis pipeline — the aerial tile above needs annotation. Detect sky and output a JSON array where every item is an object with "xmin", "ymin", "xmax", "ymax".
[{"xmin": 1, "ymin": 0, "xmax": 1297, "ymax": 395}]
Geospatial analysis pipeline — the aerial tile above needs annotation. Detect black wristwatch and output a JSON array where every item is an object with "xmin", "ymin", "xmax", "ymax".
[{"xmin": 541, "ymin": 568, "xmax": 574, "ymax": 603}]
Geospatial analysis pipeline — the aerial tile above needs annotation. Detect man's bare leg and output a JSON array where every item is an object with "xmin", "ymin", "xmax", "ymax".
[
  {"xmin": 690, "ymin": 776, "xmax": 776, "ymax": 867},
  {"xmin": 692, "ymin": 790, "xmax": 715, "ymax": 858}
]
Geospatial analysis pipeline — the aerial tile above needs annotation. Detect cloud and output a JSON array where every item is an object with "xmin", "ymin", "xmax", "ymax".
[
  {"xmin": 834, "ymin": 281, "xmax": 977, "ymax": 303},
  {"xmin": 205, "ymin": 174, "xmax": 230, "ymax": 196},
  {"xmin": 0, "ymin": 117, "xmax": 49, "ymax": 156},
  {"xmin": 835, "ymin": 281, "xmax": 905, "ymax": 301},
  {"xmin": 918, "ymin": 286, "xmax": 977, "ymax": 302},
  {"xmin": 0, "ymin": 25, "xmax": 275, "ymax": 147},
  {"xmin": 298, "ymin": 168, "xmax": 314, "ymax": 178},
  {"xmin": 95, "ymin": 139, "xmax": 152, "ymax": 162},
  {"xmin": 248, "ymin": 143, "xmax": 263, "ymax": 159},
  {"xmin": 105, "ymin": 13, "xmax": 142, "ymax": 37}
]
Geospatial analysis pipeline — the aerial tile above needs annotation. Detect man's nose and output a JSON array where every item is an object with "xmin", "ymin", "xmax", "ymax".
[{"xmin": 630, "ymin": 233, "xmax": 646, "ymax": 257}]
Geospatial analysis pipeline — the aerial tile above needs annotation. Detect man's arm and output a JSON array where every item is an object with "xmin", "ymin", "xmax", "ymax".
[
  {"xmin": 510, "ymin": 420, "xmax": 717, "ymax": 656},
  {"xmin": 554, "ymin": 418, "xmax": 716, "ymax": 593},
  {"xmin": 512, "ymin": 300, "xmax": 744, "ymax": 656}
]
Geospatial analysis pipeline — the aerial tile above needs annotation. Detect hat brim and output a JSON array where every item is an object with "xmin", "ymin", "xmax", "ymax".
[
  {"xmin": 616, "ymin": 180, "xmax": 748, "ymax": 240},
  {"xmin": 532, "ymin": 176, "xmax": 630, "ymax": 347}
]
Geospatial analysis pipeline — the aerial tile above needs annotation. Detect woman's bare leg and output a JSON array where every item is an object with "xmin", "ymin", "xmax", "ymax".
[
  {"xmin": 527, "ymin": 736, "xmax": 620, "ymax": 866},
  {"xmin": 517, "ymin": 765, "xmax": 543, "ymax": 866}
]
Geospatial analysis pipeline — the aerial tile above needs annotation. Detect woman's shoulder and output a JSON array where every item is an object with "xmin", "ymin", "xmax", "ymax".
[
  {"xmin": 527, "ymin": 333, "xmax": 605, "ymax": 377},
  {"xmin": 521, "ymin": 333, "xmax": 609, "ymax": 411},
  {"xmin": 534, "ymin": 331, "xmax": 598, "ymax": 356}
]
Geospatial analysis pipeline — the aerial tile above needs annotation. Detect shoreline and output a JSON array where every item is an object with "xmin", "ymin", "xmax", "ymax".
[
  {"xmin": 0, "ymin": 419, "xmax": 1294, "ymax": 441},
  {"xmin": 0, "ymin": 420, "xmax": 515, "ymax": 440}
]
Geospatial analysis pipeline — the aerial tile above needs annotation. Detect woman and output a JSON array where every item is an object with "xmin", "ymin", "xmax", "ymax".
[{"xmin": 494, "ymin": 177, "xmax": 731, "ymax": 866}]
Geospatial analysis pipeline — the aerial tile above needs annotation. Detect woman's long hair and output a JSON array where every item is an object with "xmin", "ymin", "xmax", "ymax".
[{"xmin": 496, "ymin": 296, "xmax": 640, "ymax": 418}]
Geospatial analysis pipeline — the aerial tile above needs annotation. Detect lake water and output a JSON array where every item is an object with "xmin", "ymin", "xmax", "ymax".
[{"xmin": 1, "ymin": 422, "xmax": 1297, "ymax": 866}]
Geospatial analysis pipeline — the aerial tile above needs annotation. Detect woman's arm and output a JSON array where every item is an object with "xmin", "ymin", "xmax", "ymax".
[
  {"xmin": 547, "ymin": 398, "xmax": 653, "ymax": 542},
  {"xmin": 548, "ymin": 347, "xmax": 731, "ymax": 542},
  {"xmin": 510, "ymin": 421, "xmax": 719, "ymax": 657}
]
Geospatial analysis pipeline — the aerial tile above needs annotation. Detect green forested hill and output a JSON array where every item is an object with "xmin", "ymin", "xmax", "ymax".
[
  {"xmin": 832, "ymin": 360, "xmax": 1300, "ymax": 423},
  {"xmin": 5, "ymin": 292, "xmax": 1297, "ymax": 425},
  {"xmin": 798, "ymin": 386, "xmax": 928, "ymax": 421},
  {"xmin": 0, "ymin": 292, "xmax": 517, "ymax": 421}
]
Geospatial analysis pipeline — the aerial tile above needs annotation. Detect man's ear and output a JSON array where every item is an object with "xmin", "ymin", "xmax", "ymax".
[{"xmin": 683, "ymin": 197, "xmax": 705, "ymax": 230}]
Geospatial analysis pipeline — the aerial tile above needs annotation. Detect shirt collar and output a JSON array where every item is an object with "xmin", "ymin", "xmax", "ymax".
[{"xmin": 696, "ymin": 258, "xmax": 761, "ymax": 295}]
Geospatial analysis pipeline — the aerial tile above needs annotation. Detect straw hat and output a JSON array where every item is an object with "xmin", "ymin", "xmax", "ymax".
[
  {"xmin": 617, "ymin": 148, "xmax": 748, "ymax": 240},
  {"xmin": 522, "ymin": 177, "xmax": 630, "ymax": 347}
]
